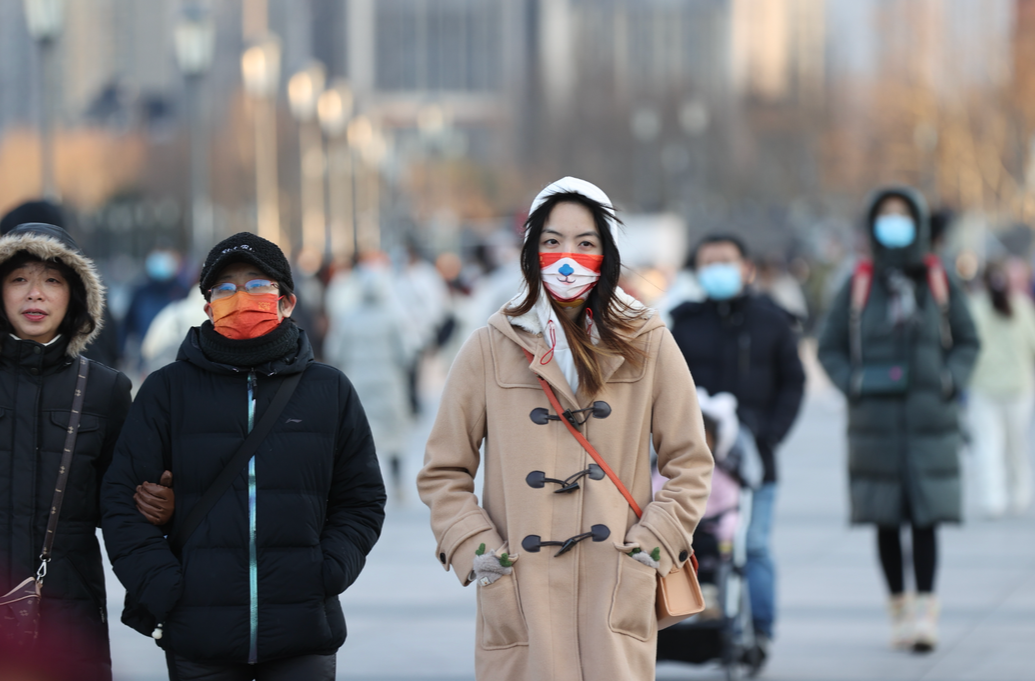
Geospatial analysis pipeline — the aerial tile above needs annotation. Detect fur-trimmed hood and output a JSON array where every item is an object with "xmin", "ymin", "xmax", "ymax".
[{"xmin": 0, "ymin": 223, "xmax": 104, "ymax": 357}]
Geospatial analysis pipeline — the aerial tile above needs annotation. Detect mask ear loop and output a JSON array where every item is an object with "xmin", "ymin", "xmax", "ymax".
[
  {"xmin": 541, "ymin": 319, "xmax": 557, "ymax": 365},
  {"xmin": 584, "ymin": 308, "xmax": 594, "ymax": 336}
]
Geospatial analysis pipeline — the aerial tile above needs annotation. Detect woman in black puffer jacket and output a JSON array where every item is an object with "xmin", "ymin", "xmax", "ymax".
[
  {"xmin": 102, "ymin": 233, "xmax": 386, "ymax": 681},
  {"xmin": 0, "ymin": 223, "xmax": 132, "ymax": 680}
]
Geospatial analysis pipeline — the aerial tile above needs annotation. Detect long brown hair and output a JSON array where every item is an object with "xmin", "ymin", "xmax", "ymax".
[{"xmin": 507, "ymin": 192, "xmax": 646, "ymax": 396}]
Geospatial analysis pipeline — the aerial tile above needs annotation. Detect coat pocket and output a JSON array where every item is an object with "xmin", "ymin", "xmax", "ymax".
[
  {"xmin": 477, "ymin": 571, "xmax": 529, "ymax": 649},
  {"xmin": 608, "ymin": 555, "xmax": 658, "ymax": 641}
]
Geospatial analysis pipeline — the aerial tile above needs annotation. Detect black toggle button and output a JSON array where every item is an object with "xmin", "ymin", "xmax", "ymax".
[
  {"xmin": 29, "ymin": 368, "xmax": 38, "ymax": 376},
  {"xmin": 679, "ymin": 550, "xmax": 689, "ymax": 563},
  {"xmin": 33, "ymin": 346, "xmax": 41, "ymax": 355},
  {"xmin": 529, "ymin": 401, "xmax": 612, "ymax": 427},
  {"xmin": 526, "ymin": 471, "xmax": 567, "ymax": 489},
  {"xmin": 522, "ymin": 535, "xmax": 544, "ymax": 552},
  {"xmin": 521, "ymin": 524, "xmax": 611, "ymax": 557},
  {"xmin": 554, "ymin": 464, "xmax": 605, "ymax": 494},
  {"xmin": 525, "ymin": 465, "xmax": 606, "ymax": 493},
  {"xmin": 529, "ymin": 408, "xmax": 554, "ymax": 425}
]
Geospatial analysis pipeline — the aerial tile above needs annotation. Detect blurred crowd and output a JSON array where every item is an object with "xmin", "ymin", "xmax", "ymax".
[{"xmin": 5, "ymin": 196, "xmax": 1035, "ymax": 514}]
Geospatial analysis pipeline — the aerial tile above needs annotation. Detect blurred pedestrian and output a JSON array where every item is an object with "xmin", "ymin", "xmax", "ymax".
[
  {"xmin": 967, "ymin": 260, "xmax": 1035, "ymax": 518},
  {"xmin": 668, "ymin": 234, "xmax": 806, "ymax": 667},
  {"xmin": 818, "ymin": 187, "xmax": 979, "ymax": 653},
  {"xmin": 755, "ymin": 254, "xmax": 809, "ymax": 324},
  {"xmin": 139, "ymin": 287, "xmax": 208, "ymax": 376},
  {"xmin": 395, "ymin": 240, "xmax": 451, "ymax": 415},
  {"xmin": 0, "ymin": 200, "xmax": 121, "ymax": 367},
  {"xmin": 324, "ymin": 261, "xmax": 415, "ymax": 501},
  {"xmin": 119, "ymin": 246, "xmax": 189, "ymax": 366},
  {"xmin": 0, "ymin": 223, "xmax": 133, "ymax": 680},
  {"xmin": 418, "ymin": 177, "xmax": 713, "ymax": 681},
  {"xmin": 102, "ymin": 233, "xmax": 386, "ymax": 680}
]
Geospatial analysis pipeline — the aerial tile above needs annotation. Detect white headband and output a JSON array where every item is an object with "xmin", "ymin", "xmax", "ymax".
[{"xmin": 528, "ymin": 176, "xmax": 618, "ymax": 243}]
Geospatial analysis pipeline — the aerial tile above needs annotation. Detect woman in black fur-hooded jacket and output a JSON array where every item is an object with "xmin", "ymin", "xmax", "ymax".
[{"xmin": 0, "ymin": 223, "xmax": 132, "ymax": 681}]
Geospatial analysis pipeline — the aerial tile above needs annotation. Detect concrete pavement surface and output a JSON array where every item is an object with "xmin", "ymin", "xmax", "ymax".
[{"xmin": 105, "ymin": 354, "xmax": 1035, "ymax": 681}]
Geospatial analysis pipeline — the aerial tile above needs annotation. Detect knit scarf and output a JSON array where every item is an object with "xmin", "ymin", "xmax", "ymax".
[{"xmin": 199, "ymin": 318, "xmax": 299, "ymax": 368}]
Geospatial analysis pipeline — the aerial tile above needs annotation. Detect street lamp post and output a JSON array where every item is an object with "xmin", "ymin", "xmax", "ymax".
[
  {"xmin": 241, "ymin": 34, "xmax": 283, "ymax": 247},
  {"xmin": 347, "ymin": 115, "xmax": 386, "ymax": 256},
  {"xmin": 174, "ymin": 3, "xmax": 216, "ymax": 261},
  {"xmin": 288, "ymin": 61, "xmax": 326, "ymax": 258},
  {"xmin": 317, "ymin": 80, "xmax": 353, "ymax": 262},
  {"xmin": 23, "ymin": 0, "xmax": 65, "ymax": 198}
]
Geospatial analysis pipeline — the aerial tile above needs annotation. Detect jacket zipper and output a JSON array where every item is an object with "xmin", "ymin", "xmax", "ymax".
[{"xmin": 247, "ymin": 372, "xmax": 258, "ymax": 664}]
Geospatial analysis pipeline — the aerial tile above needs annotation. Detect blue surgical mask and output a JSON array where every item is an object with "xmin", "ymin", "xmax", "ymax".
[
  {"xmin": 697, "ymin": 263, "xmax": 743, "ymax": 301},
  {"xmin": 146, "ymin": 251, "xmax": 178, "ymax": 282},
  {"xmin": 874, "ymin": 214, "xmax": 916, "ymax": 249}
]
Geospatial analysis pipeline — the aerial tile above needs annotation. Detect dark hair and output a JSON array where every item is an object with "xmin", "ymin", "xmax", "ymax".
[
  {"xmin": 0, "ymin": 252, "xmax": 95, "ymax": 340},
  {"xmin": 687, "ymin": 234, "xmax": 749, "ymax": 270},
  {"xmin": 984, "ymin": 260, "xmax": 1012, "ymax": 318},
  {"xmin": 701, "ymin": 412, "xmax": 719, "ymax": 443},
  {"xmin": 507, "ymin": 191, "xmax": 646, "ymax": 397},
  {"xmin": 929, "ymin": 208, "xmax": 954, "ymax": 246},
  {"xmin": 867, "ymin": 192, "xmax": 922, "ymax": 232}
]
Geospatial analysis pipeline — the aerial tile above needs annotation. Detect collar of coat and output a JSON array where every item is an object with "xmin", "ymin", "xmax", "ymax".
[{"xmin": 487, "ymin": 287, "xmax": 660, "ymax": 408}]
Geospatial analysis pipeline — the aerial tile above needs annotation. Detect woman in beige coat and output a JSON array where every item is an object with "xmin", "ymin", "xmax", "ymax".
[{"xmin": 417, "ymin": 177, "xmax": 713, "ymax": 681}]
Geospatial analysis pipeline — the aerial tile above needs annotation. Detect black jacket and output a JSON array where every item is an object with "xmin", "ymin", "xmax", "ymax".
[
  {"xmin": 101, "ymin": 326, "xmax": 386, "ymax": 663},
  {"xmin": 0, "ymin": 225, "xmax": 132, "ymax": 681},
  {"xmin": 0, "ymin": 338, "xmax": 132, "ymax": 676},
  {"xmin": 670, "ymin": 293, "xmax": 805, "ymax": 482}
]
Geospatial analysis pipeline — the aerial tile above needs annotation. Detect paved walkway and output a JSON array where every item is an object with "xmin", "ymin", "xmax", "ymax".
[{"xmin": 106, "ymin": 353, "xmax": 1035, "ymax": 681}]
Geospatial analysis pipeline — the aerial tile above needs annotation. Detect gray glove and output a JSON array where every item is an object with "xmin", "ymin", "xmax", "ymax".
[{"xmin": 472, "ymin": 543, "xmax": 513, "ymax": 586}]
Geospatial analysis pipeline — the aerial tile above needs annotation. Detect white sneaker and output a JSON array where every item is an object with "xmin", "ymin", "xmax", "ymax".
[
  {"xmin": 888, "ymin": 593, "xmax": 914, "ymax": 650},
  {"xmin": 913, "ymin": 594, "xmax": 939, "ymax": 653}
]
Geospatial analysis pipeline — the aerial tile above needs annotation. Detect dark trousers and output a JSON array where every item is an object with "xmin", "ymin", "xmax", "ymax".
[{"xmin": 166, "ymin": 651, "xmax": 336, "ymax": 681}]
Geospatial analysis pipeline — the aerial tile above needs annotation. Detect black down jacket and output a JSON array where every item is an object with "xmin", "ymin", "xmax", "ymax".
[
  {"xmin": 0, "ymin": 226, "xmax": 132, "ymax": 681},
  {"xmin": 670, "ymin": 293, "xmax": 806, "ymax": 482},
  {"xmin": 101, "ymin": 326, "xmax": 386, "ymax": 663}
]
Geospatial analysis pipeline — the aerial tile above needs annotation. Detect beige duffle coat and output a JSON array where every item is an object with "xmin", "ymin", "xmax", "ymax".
[{"xmin": 418, "ymin": 306, "xmax": 713, "ymax": 681}]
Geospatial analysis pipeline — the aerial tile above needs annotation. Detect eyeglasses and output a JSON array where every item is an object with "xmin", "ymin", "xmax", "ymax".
[{"xmin": 209, "ymin": 279, "xmax": 279, "ymax": 301}]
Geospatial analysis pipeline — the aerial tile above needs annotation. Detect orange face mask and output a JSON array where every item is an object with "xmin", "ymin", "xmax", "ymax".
[{"xmin": 208, "ymin": 292, "xmax": 282, "ymax": 340}]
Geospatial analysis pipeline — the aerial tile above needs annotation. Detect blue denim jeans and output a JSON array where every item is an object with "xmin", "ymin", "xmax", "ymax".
[{"xmin": 746, "ymin": 482, "xmax": 777, "ymax": 638}]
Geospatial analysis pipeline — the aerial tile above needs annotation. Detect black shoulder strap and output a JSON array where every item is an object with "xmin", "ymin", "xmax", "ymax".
[
  {"xmin": 38, "ymin": 356, "xmax": 90, "ymax": 580},
  {"xmin": 168, "ymin": 369, "xmax": 304, "ymax": 554}
]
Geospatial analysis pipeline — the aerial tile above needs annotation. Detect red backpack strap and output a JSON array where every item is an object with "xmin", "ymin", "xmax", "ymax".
[
  {"xmin": 848, "ymin": 259, "xmax": 873, "ymax": 367},
  {"xmin": 924, "ymin": 254, "xmax": 950, "ymax": 308},
  {"xmin": 850, "ymin": 259, "xmax": 874, "ymax": 312},
  {"xmin": 923, "ymin": 254, "xmax": 953, "ymax": 349}
]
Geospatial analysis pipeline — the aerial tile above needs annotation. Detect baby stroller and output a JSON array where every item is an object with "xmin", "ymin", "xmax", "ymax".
[{"xmin": 655, "ymin": 390, "xmax": 764, "ymax": 680}]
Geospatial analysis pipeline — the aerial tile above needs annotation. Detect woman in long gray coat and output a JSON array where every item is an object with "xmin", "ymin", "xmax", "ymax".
[{"xmin": 818, "ymin": 187, "xmax": 978, "ymax": 654}]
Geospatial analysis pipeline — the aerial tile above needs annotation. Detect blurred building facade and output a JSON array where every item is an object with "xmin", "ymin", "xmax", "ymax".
[{"xmin": 0, "ymin": 0, "xmax": 1033, "ymax": 263}]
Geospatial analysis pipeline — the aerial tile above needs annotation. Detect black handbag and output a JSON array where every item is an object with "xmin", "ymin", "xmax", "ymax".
[
  {"xmin": 0, "ymin": 358, "xmax": 89, "ymax": 648},
  {"xmin": 123, "ymin": 370, "xmax": 304, "ymax": 639}
]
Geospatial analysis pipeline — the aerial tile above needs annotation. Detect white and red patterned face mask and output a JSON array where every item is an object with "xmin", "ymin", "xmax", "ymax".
[{"xmin": 539, "ymin": 253, "xmax": 604, "ymax": 303}]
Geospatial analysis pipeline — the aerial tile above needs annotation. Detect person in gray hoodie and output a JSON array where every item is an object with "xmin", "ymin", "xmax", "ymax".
[{"xmin": 818, "ymin": 187, "xmax": 979, "ymax": 654}]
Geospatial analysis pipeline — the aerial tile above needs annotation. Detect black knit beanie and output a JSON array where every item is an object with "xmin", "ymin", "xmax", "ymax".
[{"xmin": 199, "ymin": 232, "xmax": 294, "ymax": 298}]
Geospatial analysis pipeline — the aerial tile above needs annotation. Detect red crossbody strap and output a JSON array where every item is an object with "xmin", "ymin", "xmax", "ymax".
[{"xmin": 521, "ymin": 348, "xmax": 643, "ymax": 518}]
